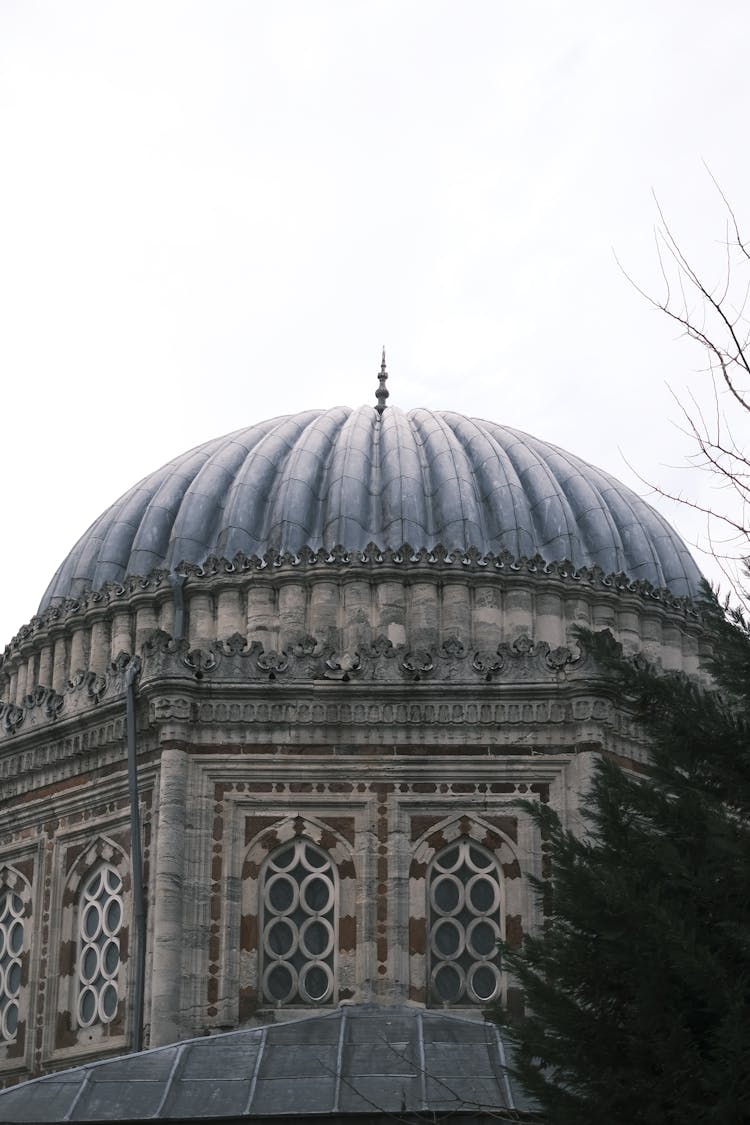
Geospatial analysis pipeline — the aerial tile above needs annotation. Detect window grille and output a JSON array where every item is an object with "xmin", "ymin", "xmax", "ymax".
[
  {"xmin": 77, "ymin": 866, "xmax": 123, "ymax": 1028},
  {"xmin": 428, "ymin": 839, "xmax": 502, "ymax": 1005},
  {"xmin": 260, "ymin": 839, "xmax": 336, "ymax": 1006},
  {"xmin": 0, "ymin": 890, "xmax": 24, "ymax": 1043}
]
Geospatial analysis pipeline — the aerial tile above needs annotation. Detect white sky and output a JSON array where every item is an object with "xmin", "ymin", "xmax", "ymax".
[{"xmin": 2, "ymin": 0, "xmax": 749, "ymax": 647}]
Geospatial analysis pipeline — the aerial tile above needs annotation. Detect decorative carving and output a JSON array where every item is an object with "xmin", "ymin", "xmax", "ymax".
[
  {"xmin": 216, "ymin": 633, "xmax": 249, "ymax": 656},
  {"xmin": 151, "ymin": 697, "xmax": 192, "ymax": 721},
  {"xmin": 183, "ymin": 648, "xmax": 217, "ymax": 675},
  {"xmin": 512, "ymin": 635, "xmax": 534, "ymax": 655},
  {"xmin": 1, "ymin": 703, "xmax": 24, "ymax": 734},
  {"xmin": 292, "ymin": 635, "xmax": 325, "ymax": 658},
  {"xmin": 66, "ymin": 670, "xmax": 108, "ymax": 704},
  {"xmin": 472, "ymin": 650, "xmax": 505, "ymax": 678},
  {"xmin": 141, "ymin": 629, "xmax": 178, "ymax": 657},
  {"xmin": 360, "ymin": 542, "xmax": 382, "ymax": 564},
  {"xmin": 87, "ymin": 674, "xmax": 107, "ymax": 704},
  {"xmin": 256, "ymin": 650, "xmax": 288, "ymax": 676},
  {"xmin": 365, "ymin": 636, "xmax": 395, "ymax": 659},
  {"xmin": 400, "ymin": 650, "xmax": 434, "ymax": 681},
  {"xmin": 326, "ymin": 544, "xmax": 350, "ymax": 564},
  {"xmin": 441, "ymin": 636, "xmax": 466, "ymax": 659},
  {"xmin": 175, "ymin": 559, "xmax": 205, "ymax": 578},
  {"xmin": 297, "ymin": 545, "xmax": 318, "ymax": 566},
  {"xmin": 323, "ymin": 652, "xmax": 362, "ymax": 681},
  {"xmin": 545, "ymin": 645, "xmax": 576, "ymax": 671},
  {"xmin": 463, "ymin": 546, "xmax": 484, "ymax": 566},
  {"xmin": 45, "ymin": 690, "xmax": 65, "ymax": 718}
]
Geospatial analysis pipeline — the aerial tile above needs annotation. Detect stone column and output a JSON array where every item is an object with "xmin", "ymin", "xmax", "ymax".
[
  {"xmin": 69, "ymin": 627, "xmax": 87, "ymax": 676},
  {"xmin": 149, "ymin": 747, "xmax": 188, "ymax": 1046},
  {"xmin": 187, "ymin": 593, "xmax": 214, "ymax": 644},
  {"xmin": 111, "ymin": 611, "xmax": 134, "ymax": 663},
  {"xmin": 376, "ymin": 580, "xmax": 406, "ymax": 648},
  {"xmin": 504, "ymin": 586, "xmax": 533, "ymax": 642},
  {"xmin": 216, "ymin": 588, "xmax": 243, "ymax": 639},
  {"xmin": 51, "ymin": 635, "xmax": 68, "ymax": 694},
  {"xmin": 308, "ymin": 581, "xmax": 338, "ymax": 650},
  {"xmin": 89, "ymin": 619, "xmax": 111, "ymax": 677},
  {"xmin": 441, "ymin": 582, "xmax": 470, "ymax": 644},
  {"xmin": 473, "ymin": 582, "xmax": 502, "ymax": 649},
  {"xmin": 247, "ymin": 584, "xmax": 278, "ymax": 648},
  {"xmin": 38, "ymin": 644, "xmax": 53, "ymax": 689},
  {"xmin": 135, "ymin": 604, "xmax": 159, "ymax": 652},
  {"xmin": 408, "ymin": 580, "xmax": 438, "ymax": 650},
  {"xmin": 278, "ymin": 582, "xmax": 307, "ymax": 649},
  {"xmin": 536, "ymin": 592, "xmax": 565, "ymax": 647},
  {"xmin": 343, "ymin": 579, "xmax": 371, "ymax": 652}
]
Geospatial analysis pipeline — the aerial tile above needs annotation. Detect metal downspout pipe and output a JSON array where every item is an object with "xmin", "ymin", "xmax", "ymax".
[{"xmin": 125, "ymin": 657, "xmax": 146, "ymax": 1054}]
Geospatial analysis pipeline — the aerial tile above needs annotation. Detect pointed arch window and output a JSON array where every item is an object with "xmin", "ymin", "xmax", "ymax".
[
  {"xmin": 260, "ymin": 839, "xmax": 336, "ymax": 1006},
  {"xmin": 77, "ymin": 865, "xmax": 123, "ymax": 1028},
  {"xmin": 0, "ymin": 888, "xmax": 25, "ymax": 1043},
  {"xmin": 428, "ymin": 838, "xmax": 503, "ymax": 1006}
]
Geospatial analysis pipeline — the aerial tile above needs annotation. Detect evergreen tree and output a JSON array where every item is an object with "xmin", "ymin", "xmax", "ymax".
[{"xmin": 496, "ymin": 588, "xmax": 750, "ymax": 1125}]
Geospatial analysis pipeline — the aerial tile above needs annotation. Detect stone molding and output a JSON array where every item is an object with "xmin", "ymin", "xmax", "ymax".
[
  {"xmin": 140, "ymin": 627, "xmax": 583, "ymax": 686},
  {"xmin": 3, "ymin": 542, "xmax": 700, "ymax": 656},
  {"xmin": 0, "ymin": 615, "xmax": 591, "ymax": 738},
  {"xmin": 0, "ymin": 656, "xmax": 134, "ymax": 740}
]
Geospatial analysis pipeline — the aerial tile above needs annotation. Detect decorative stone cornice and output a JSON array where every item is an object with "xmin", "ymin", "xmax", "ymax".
[
  {"xmin": 0, "ymin": 654, "xmax": 136, "ymax": 739},
  {"xmin": 2, "ymin": 542, "xmax": 701, "ymax": 660},
  {"xmin": 137, "ymin": 628, "xmax": 583, "ymax": 689},
  {"xmin": 0, "ymin": 624, "xmax": 590, "ymax": 742}
]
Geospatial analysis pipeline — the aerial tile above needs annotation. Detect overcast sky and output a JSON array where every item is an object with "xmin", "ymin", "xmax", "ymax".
[{"xmin": 2, "ymin": 1, "xmax": 749, "ymax": 647}]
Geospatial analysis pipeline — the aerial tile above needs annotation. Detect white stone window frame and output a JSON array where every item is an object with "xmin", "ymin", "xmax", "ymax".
[
  {"xmin": 427, "ymin": 838, "xmax": 504, "ymax": 1007},
  {"xmin": 259, "ymin": 838, "xmax": 338, "ymax": 1007},
  {"xmin": 47, "ymin": 832, "xmax": 132, "ymax": 1065},
  {"xmin": 241, "ymin": 814, "xmax": 358, "ymax": 1019},
  {"xmin": 0, "ymin": 864, "xmax": 33, "ymax": 1067},
  {"xmin": 76, "ymin": 863, "xmax": 124, "ymax": 1030},
  {"xmin": 409, "ymin": 814, "xmax": 524, "ymax": 1010}
]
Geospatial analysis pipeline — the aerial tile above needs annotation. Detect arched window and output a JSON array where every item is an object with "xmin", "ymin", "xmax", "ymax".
[
  {"xmin": 77, "ymin": 865, "xmax": 123, "ymax": 1028},
  {"xmin": 0, "ymin": 888, "xmax": 24, "ymax": 1043},
  {"xmin": 428, "ymin": 838, "xmax": 503, "ymax": 1006},
  {"xmin": 260, "ymin": 839, "xmax": 336, "ymax": 1006}
]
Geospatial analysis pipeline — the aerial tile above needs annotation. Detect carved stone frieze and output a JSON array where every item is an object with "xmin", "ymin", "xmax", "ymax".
[
  {"xmin": 0, "ymin": 653, "xmax": 136, "ymax": 739},
  {"xmin": 1, "ymin": 703, "xmax": 24, "ymax": 734},
  {"xmin": 177, "ymin": 694, "xmax": 619, "ymax": 731},
  {"xmin": 1, "ymin": 540, "xmax": 700, "ymax": 664},
  {"xmin": 323, "ymin": 652, "xmax": 361, "ymax": 681},
  {"xmin": 137, "ymin": 628, "xmax": 583, "ymax": 690},
  {"xmin": 22, "ymin": 685, "xmax": 65, "ymax": 719}
]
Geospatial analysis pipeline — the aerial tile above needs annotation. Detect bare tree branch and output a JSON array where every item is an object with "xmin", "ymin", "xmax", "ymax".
[{"xmin": 619, "ymin": 171, "xmax": 750, "ymax": 607}]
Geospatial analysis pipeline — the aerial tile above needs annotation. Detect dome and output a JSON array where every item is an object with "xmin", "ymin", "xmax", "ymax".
[{"xmin": 41, "ymin": 405, "xmax": 702, "ymax": 609}]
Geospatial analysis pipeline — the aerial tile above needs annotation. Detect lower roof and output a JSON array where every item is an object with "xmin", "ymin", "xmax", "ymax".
[{"xmin": 0, "ymin": 1005, "xmax": 538, "ymax": 1122}]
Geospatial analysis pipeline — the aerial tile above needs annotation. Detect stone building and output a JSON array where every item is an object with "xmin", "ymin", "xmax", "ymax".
[{"xmin": 0, "ymin": 377, "xmax": 703, "ymax": 1117}]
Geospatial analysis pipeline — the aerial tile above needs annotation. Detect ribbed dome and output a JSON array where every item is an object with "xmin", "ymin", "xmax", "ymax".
[{"xmin": 41, "ymin": 405, "xmax": 702, "ymax": 608}]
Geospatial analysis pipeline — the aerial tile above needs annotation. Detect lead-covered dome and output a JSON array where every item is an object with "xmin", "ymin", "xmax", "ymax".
[{"xmin": 41, "ymin": 405, "xmax": 702, "ymax": 609}]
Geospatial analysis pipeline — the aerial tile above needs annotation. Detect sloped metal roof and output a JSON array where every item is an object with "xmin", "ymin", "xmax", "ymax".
[
  {"xmin": 40, "ymin": 406, "xmax": 702, "ymax": 609},
  {"xmin": 0, "ymin": 1005, "xmax": 536, "ymax": 1122}
]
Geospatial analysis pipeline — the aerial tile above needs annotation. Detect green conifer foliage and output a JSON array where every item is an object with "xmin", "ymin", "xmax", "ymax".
[{"xmin": 496, "ymin": 589, "xmax": 750, "ymax": 1125}]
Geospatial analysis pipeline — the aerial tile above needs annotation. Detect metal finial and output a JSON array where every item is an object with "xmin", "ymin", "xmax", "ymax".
[{"xmin": 375, "ymin": 346, "xmax": 389, "ymax": 415}]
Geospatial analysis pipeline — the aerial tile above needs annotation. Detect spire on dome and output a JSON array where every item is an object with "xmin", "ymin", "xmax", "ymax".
[{"xmin": 375, "ymin": 347, "xmax": 389, "ymax": 416}]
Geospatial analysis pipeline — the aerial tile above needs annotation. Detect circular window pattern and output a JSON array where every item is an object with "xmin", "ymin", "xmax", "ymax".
[
  {"xmin": 260, "ymin": 840, "xmax": 336, "ymax": 1006},
  {"xmin": 77, "ymin": 866, "xmax": 123, "ymax": 1028},
  {"xmin": 428, "ymin": 839, "xmax": 502, "ymax": 1006},
  {"xmin": 0, "ymin": 890, "xmax": 25, "ymax": 1043}
]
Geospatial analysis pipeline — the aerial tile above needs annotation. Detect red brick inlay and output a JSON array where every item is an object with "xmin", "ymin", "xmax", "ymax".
[{"xmin": 374, "ymin": 786, "xmax": 389, "ymax": 969}]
